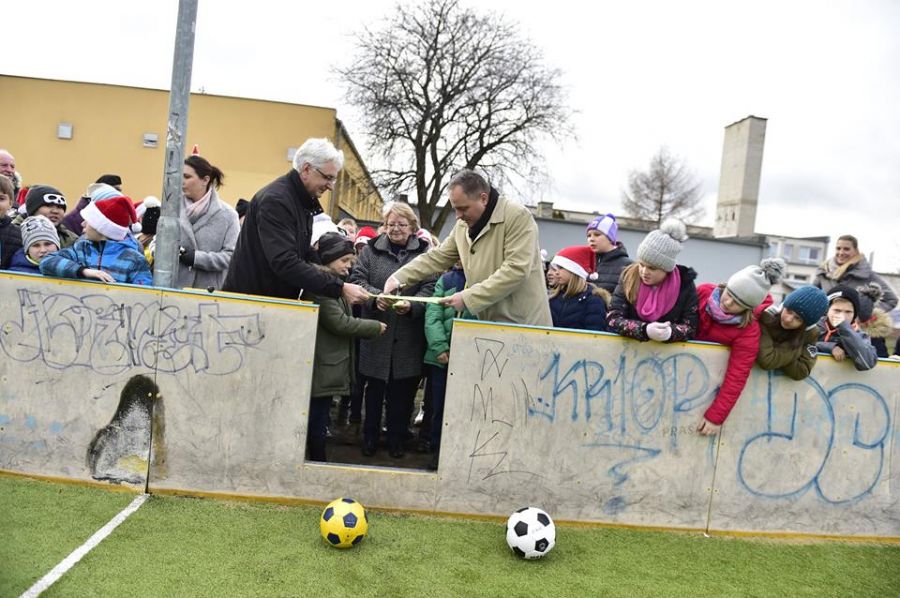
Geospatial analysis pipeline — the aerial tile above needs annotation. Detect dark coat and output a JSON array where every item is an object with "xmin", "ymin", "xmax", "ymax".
[
  {"xmin": 814, "ymin": 255, "xmax": 898, "ymax": 313},
  {"xmin": 350, "ymin": 233, "xmax": 436, "ymax": 381},
  {"xmin": 0, "ymin": 215, "xmax": 23, "ymax": 269},
  {"xmin": 593, "ymin": 244, "xmax": 633, "ymax": 293},
  {"xmin": 549, "ymin": 284, "xmax": 610, "ymax": 332},
  {"xmin": 221, "ymin": 170, "xmax": 342, "ymax": 300},
  {"xmin": 816, "ymin": 319, "xmax": 878, "ymax": 371},
  {"xmin": 607, "ymin": 265, "xmax": 699, "ymax": 342},
  {"xmin": 306, "ymin": 292, "xmax": 383, "ymax": 397},
  {"xmin": 7, "ymin": 247, "xmax": 40, "ymax": 274},
  {"xmin": 62, "ymin": 196, "xmax": 90, "ymax": 237}
]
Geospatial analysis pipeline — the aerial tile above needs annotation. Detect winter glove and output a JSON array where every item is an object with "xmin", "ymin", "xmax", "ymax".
[
  {"xmin": 178, "ymin": 246, "xmax": 195, "ymax": 266},
  {"xmin": 646, "ymin": 321, "xmax": 673, "ymax": 342}
]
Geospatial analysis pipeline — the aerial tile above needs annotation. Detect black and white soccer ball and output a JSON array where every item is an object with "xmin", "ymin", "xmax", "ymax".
[{"xmin": 506, "ymin": 507, "xmax": 556, "ymax": 559}]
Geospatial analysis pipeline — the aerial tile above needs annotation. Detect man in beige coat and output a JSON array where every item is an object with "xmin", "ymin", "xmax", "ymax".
[{"xmin": 384, "ymin": 170, "xmax": 551, "ymax": 326}]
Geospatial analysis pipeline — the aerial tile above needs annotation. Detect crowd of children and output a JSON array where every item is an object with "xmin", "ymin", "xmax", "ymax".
[{"xmin": 2, "ymin": 162, "xmax": 896, "ymax": 468}]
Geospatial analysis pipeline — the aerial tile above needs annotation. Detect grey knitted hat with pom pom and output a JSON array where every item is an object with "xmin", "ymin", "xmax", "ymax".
[
  {"xmin": 726, "ymin": 257, "xmax": 786, "ymax": 310},
  {"xmin": 636, "ymin": 218, "xmax": 688, "ymax": 272}
]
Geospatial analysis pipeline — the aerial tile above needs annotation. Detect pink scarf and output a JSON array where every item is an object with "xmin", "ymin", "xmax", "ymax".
[
  {"xmin": 636, "ymin": 267, "xmax": 681, "ymax": 322},
  {"xmin": 184, "ymin": 188, "xmax": 212, "ymax": 223}
]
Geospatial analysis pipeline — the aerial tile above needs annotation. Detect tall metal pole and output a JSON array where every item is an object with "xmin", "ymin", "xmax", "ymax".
[{"xmin": 153, "ymin": 0, "xmax": 198, "ymax": 288}]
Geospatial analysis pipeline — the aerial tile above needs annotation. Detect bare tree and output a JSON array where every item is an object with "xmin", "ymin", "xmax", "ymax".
[
  {"xmin": 337, "ymin": 0, "xmax": 573, "ymax": 232},
  {"xmin": 622, "ymin": 147, "xmax": 705, "ymax": 226}
]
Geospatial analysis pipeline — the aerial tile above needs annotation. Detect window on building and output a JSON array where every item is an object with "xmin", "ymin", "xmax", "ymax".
[
  {"xmin": 782, "ymin": 243, "xmax": 794, "ymax": 260},
  {"xmin": 767, "ymin": 242, "xmax": 778, "ymax": 257},
  {"xmin": 797, "ymin": 246, "xmax": 820, "ymax": 264},
  {"xmin": 793, "ymin": 274, "xmax": 808, "ymax": 282}
]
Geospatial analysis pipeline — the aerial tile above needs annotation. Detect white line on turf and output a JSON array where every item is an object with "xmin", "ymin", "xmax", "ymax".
[{"xmin": 20, "ymin": 493, "xmax": 149, "ymax": 598}]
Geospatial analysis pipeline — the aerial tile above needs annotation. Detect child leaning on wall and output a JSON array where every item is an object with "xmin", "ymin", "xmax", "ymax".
[
  {"xmin": 607, "ymin": 218, "xmax": 699, "ymax": 343},
  {"xmin": 548, "ymin": 245, "xmax": 610, "ymax": 332},
  {"xmin": 39, "ymin": 196, "xmax": 152, "ymax": 285},
  {"xmin": 756, "ymin": 285, "xmax": 829, "ymax": 380},
  {"xmin": 694, "ymin": 258, "xmax": 785, "ymax": 436},
  {"xmin": 303, "ymin": 232, "xmax": 386, "ymax": 462},
  {"xmin": 8, "ymin": 216, "xmax": 59, "ymax": 274},
  {"xmin": 816, "ymin": 285, "xmax": 878, "ymax": 371}
]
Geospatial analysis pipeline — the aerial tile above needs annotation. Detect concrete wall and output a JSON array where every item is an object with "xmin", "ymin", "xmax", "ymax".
[
  {"xmin": 0, "ymin": 273, "xmax": 315, "ymax": 489},
  {"xmin": 1, "ymin": 274, "xmax": 897, "ymax": 539}
]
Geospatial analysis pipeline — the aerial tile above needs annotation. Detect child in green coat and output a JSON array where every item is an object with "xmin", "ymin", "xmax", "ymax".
[
  {"xmin": 756, "ymin": 285, "xmax": 828, "ymax": 380},
  {"xmin": 305, "ymin": 233, "xmax": 386, "ymax": 462},
  {"xmin": 423, "ymin": 263, "xmax": 473, "ymax": 470}
]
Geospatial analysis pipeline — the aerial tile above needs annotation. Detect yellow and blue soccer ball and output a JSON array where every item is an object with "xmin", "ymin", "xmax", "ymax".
[{"xmin": 320, "ymin": 497, "xmax": 368, "ymax": 548}]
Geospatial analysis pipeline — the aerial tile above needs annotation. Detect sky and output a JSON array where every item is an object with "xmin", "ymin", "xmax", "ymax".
[{"xmin": 5, "ymin": 0, "xmax": 900, "ymax": 272}]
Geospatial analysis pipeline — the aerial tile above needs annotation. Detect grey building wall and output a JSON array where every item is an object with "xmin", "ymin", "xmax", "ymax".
[
  {"xmin": 438, "ymin": 214, "xmax": 765, "ymax": 285},
  {"xmin": 533, "ymin": 218, "xmax": 764, "ymax": 284}
]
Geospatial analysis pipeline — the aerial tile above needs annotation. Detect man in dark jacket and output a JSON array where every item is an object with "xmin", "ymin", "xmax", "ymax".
[
  {"xmin": 222, "ymin": 138, "xmax": 369, "ymax": 304},
  {"xmin": 586, "ymin": 213, "xmax": 633, "ymax": 293}
]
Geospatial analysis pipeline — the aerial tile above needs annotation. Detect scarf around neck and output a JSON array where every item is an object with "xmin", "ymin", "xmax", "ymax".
[
  {"xmin": 184, "ymin": 188, "xmax": 213, "ymax": 224},
  {"xmin": 636, "ymin": 266, "xmax": 681, "ymax": 322},
  {"xmin": 706, "ymin": 286, "xmax": 743, "ymax": 325},
  {"xmin": 822, "ymin": 253, "xmax": 862, "ymax": 281},
  {"xmin": 467, "ymin": 186, "xmax": 499, "ymax": 241}
]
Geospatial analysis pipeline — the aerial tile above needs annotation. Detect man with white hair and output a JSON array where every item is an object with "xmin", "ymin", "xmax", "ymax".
[
  {"xmin": 0, "ymin": 149, "xmax": 18, "ymax": 200},
  {"xmin": 222, "ymin": 138, "xmax": 369, "ymax": 304}
]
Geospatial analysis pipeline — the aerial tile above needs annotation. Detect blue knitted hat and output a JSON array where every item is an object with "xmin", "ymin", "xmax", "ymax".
[{"xmin": 783, "ymin": 285, "xmax": 829, "ymax": 326}]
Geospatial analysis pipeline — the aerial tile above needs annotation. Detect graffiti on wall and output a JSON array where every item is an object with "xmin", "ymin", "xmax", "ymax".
[
  {"xmin": 460, "ymin": 332, "xmax": 892, "ymax": 510},
  {"xmin": 737, "ymin": 375, "xmax": 890, "ymax": 505},
  {"xmin": 0, "ymin": 289, "xmax": 265, "ymax": 375}
]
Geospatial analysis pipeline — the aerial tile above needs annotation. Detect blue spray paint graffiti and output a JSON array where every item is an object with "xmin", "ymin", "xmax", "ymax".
[{"xmin": 737, "ymin": 372, "xmax": 890, "ymax": 505}]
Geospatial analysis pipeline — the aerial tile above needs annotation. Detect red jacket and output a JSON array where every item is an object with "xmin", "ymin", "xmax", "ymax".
[{"xmin": 696, "ymin": 284, "xmax": 773, "ymax": 425}]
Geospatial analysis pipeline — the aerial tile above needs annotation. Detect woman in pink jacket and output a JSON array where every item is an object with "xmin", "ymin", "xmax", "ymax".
[{"xmin": 695, "ymin": 258, "xmax": 785, "ymax": 435}]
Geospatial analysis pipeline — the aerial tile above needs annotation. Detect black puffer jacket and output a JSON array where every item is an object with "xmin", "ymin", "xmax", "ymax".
[
  {"xmin": 222, "ymin": 170, "xmax": 342, "ymax": 300},
  {"xmin": 607, "ymin": 265, "xmax": 699, "ymax": 342},
  {"xmin": 0, "ymin": 215, "xmax": 23, "ymax": 269},
  {"xmin": 593, "ymin": 244, "xmax": 633, "ymax": 293}
]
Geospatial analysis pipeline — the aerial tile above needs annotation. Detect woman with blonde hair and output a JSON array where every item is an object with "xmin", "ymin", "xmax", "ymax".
[
  {"xmin": 350, "ymin": 201, "xmax": 436, "ymax": 458},
  {"xmin": 547, "ymin": 245, "xmax": 610, "ymax": 331},
  {"xmin": 607, "ymin": 219, "xmax": 698, "ymax": 343}
]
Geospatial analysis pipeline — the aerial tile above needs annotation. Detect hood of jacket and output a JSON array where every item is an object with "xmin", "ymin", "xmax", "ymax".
[{"xmin": 860, "ymin": 308, "xmax": 894, "ymax": 338}]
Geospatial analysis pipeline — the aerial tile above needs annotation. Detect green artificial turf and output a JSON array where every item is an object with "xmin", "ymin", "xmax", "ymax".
[
  {"xmin": 0, "ymin": 476, "xmax": 137, "ymax": 597},
  {"xmin": 35, "ymin": 490, "xmax": 900, "ymax": 598}
]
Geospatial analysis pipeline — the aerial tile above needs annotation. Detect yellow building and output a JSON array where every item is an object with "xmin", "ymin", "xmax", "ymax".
[{"xmin": 0, "ymin": 75, "xmax": 382, "ymax": 221}]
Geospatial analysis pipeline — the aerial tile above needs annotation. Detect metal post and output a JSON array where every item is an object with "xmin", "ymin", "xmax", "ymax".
[{"xmin": 153, "ymin": 0, "xmax": 198, "ymax": 288}]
